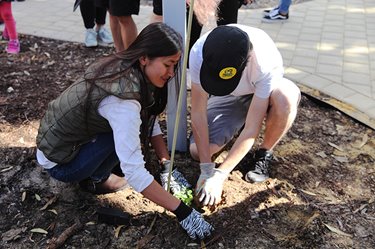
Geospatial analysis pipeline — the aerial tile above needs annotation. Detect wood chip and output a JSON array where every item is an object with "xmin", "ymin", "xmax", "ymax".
[
  {"xmin": 332, "ymin": 156, "xmax": 349, "ymax": 163},
  {"xmin": 114, "ymin": 225, "xmax": 125, "ymax": 238},
  {"xmin": 324, "ymin": 223, "xmax": 352, "ymax": 237},
  {"xmin": 136, "ymin": 234, "xmax": 155, "ymax": 249},
  {"xmin": 352, "ymin": 134, "xmax": 368, "ymax": 148},
  {"xmin": 48, "ymin": 209, "xmax": 58, "ymax": 215},
  {"xmin": 30, "ymin": 228, "xmax": 48, "ymax": 234},
  {"xmin": 327, "ymin": 142, "xmax": 344, "ymax": 151},
  {"xmin": 353, "ymin": 204, "xmax": 367, "ymax": 214},
  {"xmin": 316, "ymin": 151, "xmax": 327, "ymax": 158},
  {"xmin": 299, "ymin": 189, "xmax": 317, "ymax": 196},
  {"xmin": 2, "ymin": 228, "xmax": 26, "ymax": 242},
  {"xmin": 46, "ymin": 219, "xmax": 83, "ymax": 249},
  {"xmin": 0, "ymin": 166, "xmax": 13, "ymax": 173},
  {"xmin": 40, "ymin": 196, "xmax": 58, "ymax": 210}
]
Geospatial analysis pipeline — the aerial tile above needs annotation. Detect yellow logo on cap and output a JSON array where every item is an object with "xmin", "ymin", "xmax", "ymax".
[{"xmin": 219, "ymin": 67, "xmax": 237, "ymax": 80}]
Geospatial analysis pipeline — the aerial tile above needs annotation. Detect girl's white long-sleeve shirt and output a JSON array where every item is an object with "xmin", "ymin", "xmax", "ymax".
[{"xmin": 36, "ymin": 95, "xmax": 161, "ymax": 193}]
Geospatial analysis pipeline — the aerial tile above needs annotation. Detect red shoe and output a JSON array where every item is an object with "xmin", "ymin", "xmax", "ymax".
[{"xmin": 6, "ymin": 39, "xmax": 20, "ymax": 54}]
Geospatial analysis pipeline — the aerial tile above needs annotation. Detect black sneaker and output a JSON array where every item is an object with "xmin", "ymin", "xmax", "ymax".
[{"xmin": 245, "ymin": 149, "xmax": 273, "ymax": 183}]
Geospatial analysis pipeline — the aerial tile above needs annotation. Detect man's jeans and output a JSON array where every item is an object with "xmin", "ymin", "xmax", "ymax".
[
  {"xmin": 47, "ymin": 133, "xmax": 119, "ymax": 183},
  {"xmin": 279, "ymin": 0, "xmax": 292, "ymax": 13}
]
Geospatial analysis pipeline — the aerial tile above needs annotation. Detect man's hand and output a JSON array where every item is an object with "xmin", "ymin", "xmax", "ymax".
[
  {"xmin": 197, "ymin": 169, "xmax": 228, "ymax": 206},
  {"xmin": 160, "ymin": 160, "xmax": 192, "ymax": 194},
  {"xmin": 195, "ymin": 163, "xmax": 215, "ymax": 194},
  {"xmin": 180, "ymin": 208, "xmax": 214, "ymax": 239}
]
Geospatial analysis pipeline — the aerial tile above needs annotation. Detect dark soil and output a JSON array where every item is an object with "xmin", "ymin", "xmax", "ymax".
[{"xmin": 1, "ymin": 12, "xmax": 374, "ymax": 249}]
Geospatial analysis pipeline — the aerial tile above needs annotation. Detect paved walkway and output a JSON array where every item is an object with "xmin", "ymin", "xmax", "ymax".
[{"xmin": 6, "ymin": 0, "xmax": 375, "ymax": 128}]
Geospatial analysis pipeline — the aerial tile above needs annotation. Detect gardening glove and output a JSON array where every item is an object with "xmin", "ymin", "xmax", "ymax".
[
  {"xmin": 160, "ymin": 160, "xmax": 192, "ymax": 194},
  {"xmin": 195, "ymin": 162, "xmax": 215, "ymax": 195},
  {"xmin": 196, "ymin": 167, "xmax": 229, "ymax": 206},
  {"xmin": 173, "ymin": 201, "xmax": 214, "ymax": 240}
]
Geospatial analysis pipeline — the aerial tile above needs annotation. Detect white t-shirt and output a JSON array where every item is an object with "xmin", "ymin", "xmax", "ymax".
[
  {"xmin": 36, "ymin": 96, "xmax": 162, "ymax": 193},
  {"xmin": 189, "ymin": 24, "xmax": 284, "ymax": 99}
]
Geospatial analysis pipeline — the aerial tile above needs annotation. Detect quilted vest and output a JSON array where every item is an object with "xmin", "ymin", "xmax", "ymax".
[{"xmin": 36, "ymin": 66, "xmax": 153, "ymax": 164}]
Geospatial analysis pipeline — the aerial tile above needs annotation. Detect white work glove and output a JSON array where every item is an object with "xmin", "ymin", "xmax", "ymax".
[
  {"xmin": 160, "ymin": 160, "xmax": 192, "ymax": 194},
  {"xmin": 173, "ymin": 201, "xmax": 214, "ymax": 240},
  {"xmin": 195, "ymin": 163, "xmax": 215, "ymax": 195},
  {"xmin": 197, "ymin": 168, "xmax": 228, "ymax": 206}
]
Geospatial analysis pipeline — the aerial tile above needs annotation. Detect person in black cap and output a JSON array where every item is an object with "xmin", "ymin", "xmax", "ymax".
[{"xmin": 189, "ymin": 24, "xmax": 301, "ymax": 206}]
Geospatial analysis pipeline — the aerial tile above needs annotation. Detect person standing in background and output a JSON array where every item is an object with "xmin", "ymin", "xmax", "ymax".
[
  {"xmin": 79, "ymin": 0, "xmax": 113, "ymax": 47},
  {"xmin": 262, "ymin": 0, "xmax": 291, "ymax": 22},
  {"xmin": 0, "ymin": 0, "xmax": 20, "ymax": 54},
  {"xmin": 96, "ymin": 0, "xmax": 139, "ymax": 52},
  {"xmin": 150, "ymin": 0, "xmax": 162, "ymax": 23}
]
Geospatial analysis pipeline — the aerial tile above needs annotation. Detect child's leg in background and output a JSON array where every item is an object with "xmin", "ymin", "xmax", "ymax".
[
  {"xmin": 3, "ymin": 25, "xmax": 9, "ymax": 40},
  {"xmin": 0, "ymin": 2, "xmax": 17, "ymax": 40},
  {"xmin": 94, "ymin": 3, "xmax": 107, "ymax": 29},
  {"xmin": 95, "ymin": 6, "xmax": 112, "ymax": 46},
  {"xmin": 0, "ymin": 1, "xmax": 20, "ymax": 53},
  {"xmin": 80, "ymin": 0, "xmax": 96, "ymax": 30},
  {"xmin": 80, "ymin": 0, "xmax": 111, "ymax": 46},
  {"xmin": 80, "ymin": 0, "xmax": 99, "ymax": 47},
  {"xmin": 0, "ymin": 4, "xmax": 5, "ymax": 38},
  {"xmin": 1, "ymin": 18, "xmax": 9, "ymax": 40}
]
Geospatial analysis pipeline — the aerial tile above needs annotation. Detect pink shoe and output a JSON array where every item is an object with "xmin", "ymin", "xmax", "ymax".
[
  {"xmin": 6, "ymin": 39, "xmax": 20, "ymax": 54},
  {"xmin": 2, "ymin": 26, "xmax": 9, "ymax": 40}
]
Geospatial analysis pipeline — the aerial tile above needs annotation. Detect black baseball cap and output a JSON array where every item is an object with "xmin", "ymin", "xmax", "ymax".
[{"xmin": 200, "ymin": 26, "xmax": 250, "ymax": 96}]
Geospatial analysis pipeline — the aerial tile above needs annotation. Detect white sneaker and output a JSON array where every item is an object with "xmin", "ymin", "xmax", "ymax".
[
  {"xmin": 97, "ymin": 27, "xmax": 113, "ymax": 46},
  {"xmin": 262, "ymin": 10, "xmax": 289, "ymax": 23},
  {"xmin": 85, "ymin": 29, "xmax": 98, "ymax": 47},
  {"xmin": 263, "ymin": 7, "xmax": 279, "ymax": 17}
]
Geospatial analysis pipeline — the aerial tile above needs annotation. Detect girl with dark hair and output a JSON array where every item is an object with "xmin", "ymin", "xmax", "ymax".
[{"xmin": 36, "ymin": 22, "xmax": 213, "ymax": 240}]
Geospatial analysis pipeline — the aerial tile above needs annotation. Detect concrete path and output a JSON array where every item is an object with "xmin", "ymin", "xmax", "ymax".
[{"xmin": 6, "ymin": 0, "xmax": 375, "ymax": 128}]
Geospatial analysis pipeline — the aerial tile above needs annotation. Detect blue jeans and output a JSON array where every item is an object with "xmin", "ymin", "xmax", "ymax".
[
  {"xmin": 279, "ymin": 0, "xmax": 291, "ymax": 14},
  {"xmin": 47, "ymin": 133, "xmax": 119, "ymax": 183}
]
